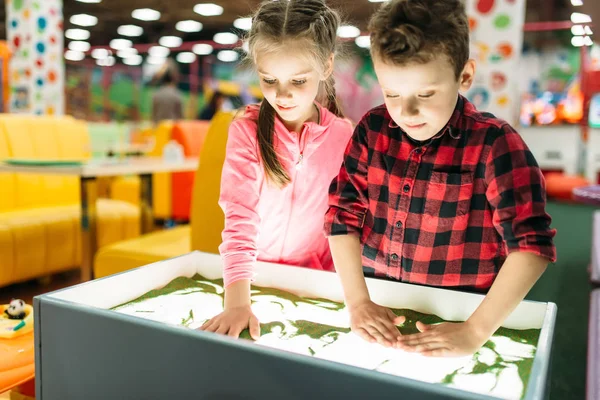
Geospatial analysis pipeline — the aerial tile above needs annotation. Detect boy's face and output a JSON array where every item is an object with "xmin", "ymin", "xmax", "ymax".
[{"xmin": 373, "ymin": 54, "xmax": 475, "ymax": 141}]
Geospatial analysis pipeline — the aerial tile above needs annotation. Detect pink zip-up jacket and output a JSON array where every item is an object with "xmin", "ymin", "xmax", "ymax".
[{"xmin": 218, "ymin": 103, "xmax": 353, "ymax": 287}]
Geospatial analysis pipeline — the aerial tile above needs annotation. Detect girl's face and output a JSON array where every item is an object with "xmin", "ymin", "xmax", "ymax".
[{"xmin": 256, "ymin": 48, "xmax": 329, "ymax": 131}]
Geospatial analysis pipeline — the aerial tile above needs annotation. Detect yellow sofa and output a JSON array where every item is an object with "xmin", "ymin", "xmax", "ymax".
[
  {"xmin": 93, "ymin": 112, "xmax": 233, "ymax": 278},
  {"xmin": 0, "ymin": 115, "xmax": 140, "ymax": 287}
]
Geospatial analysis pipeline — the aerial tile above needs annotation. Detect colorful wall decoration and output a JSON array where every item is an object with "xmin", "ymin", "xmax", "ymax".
[
  {"xmin": 465, "ymin": 0, "xmax": 526, "ymax": 125},
  {"xmin": 6, "ymin": 0, "xmax": 65, "ymax": 115},
  {"xmin": 517, "ymin": 46, "xmax": 583, "ymax": 126}
]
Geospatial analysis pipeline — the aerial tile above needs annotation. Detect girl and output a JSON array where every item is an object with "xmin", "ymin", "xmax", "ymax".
[{"xmin": 199, "ymin": 0, "xmax": 353, "ymax": 339}]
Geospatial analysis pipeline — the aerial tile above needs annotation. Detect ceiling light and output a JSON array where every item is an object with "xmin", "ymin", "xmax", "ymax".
[
  {"xmin": 97, "ymin": 56, "xmax": 116, "ymax": 67},
  {"xmin": 68, "ymin": 41, "xmax": 91, "ymax": 52},
  {"xmin": 213, "ymin": 32, "xmax": 238, "ymax": 45},
  {"xmin": 242, "ymin": 41, "xmax": 249, "ymax": 53},
  {"xmin": 123, "ymin": 55, "xmax": 143, "ymax": 65},
  {"xmin": 355, "ymin": 35, "xmax": 370, "ymax": 48},
  {"xmin": 149, "ymin": 46, "xmax": 170, "ymax": 58},
  {"xmin": 65, "ymin": 50, "xmax": 85, "ymax": 61},
  {"xmin": 76, "ymin": 0, "xmax": 101, "ymax": 3},
  {"xmin": 337, "ymin": 25, "xmax": 361, "ymax": 38},
  {"xmin": 571, "ymin": 0, "xmax": 583, "ymax": 5},
  {"xmin": 192, "ymin": 43, "xmax": 213, "ymax": 55},
  {"xmin": 117, "ymin": 48, "xmax": 138, "ymax": 58},
  {"xmin": 110, "ymin": 38, "xmax": 132, "ymax": 50},
  {"xmin": 585, "ymin": 26, "xmax": 593, "ymax": 35},
  {"xmin": 194, "ymin": 3, "xmax": 224, "ymax": 16},
  {"xmin": 572, "ymin": 36, "xmax": 585, "ymax": 47},
  {"xmin": 91, "ymin": 48, "xmax": 110, "ymax": 59},
  {"xmin": 147, "ymin": 57, "xmax": 167, "ymax": 65},
  {"xmin": 118, "ymin": 25, "xmax": 143, "ymax": 37},
  {"xmin": 233, "ymin": 17, "xmax": 252, "ymax": 30},
  {"xmin": 571, "ymin": 12, "xmax": 592, "ymax": 24},
  {"xmin": 584, "ymin": 36, "xmax": 593, "ymax": 46},
  {"xmin": 217, "ymin": 50, "xmax": 239, "ymax": 62},
  {"xmin": 70, "ymin": 14, "xmax": 98, "ymax": 27},
  {"xmin": 132, "ymin": 8, "xmax": 161, "ymax": 21},
  {"xmin": 176, "ymin": 20, "xmax": 203, "ymax": 33},
  {"xmin": 572, "ymin": 25, "xmax": 585, "ymax": 35},
  {"xmin": 65, "ymin": 29, "xmax": 90, "ymax": 40},
  {"xmin": 159, "ymin": 36, "xmax": 183, "ymax": 48},
  {"xmin": 176, "ymin": 52, "xmax": 197, "ymax": 64}
]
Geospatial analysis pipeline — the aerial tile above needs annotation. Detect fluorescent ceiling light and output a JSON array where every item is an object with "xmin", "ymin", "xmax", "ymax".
[
  {"xmin": 65, "ymin": 50, "xmax": 85, "ymax": 61},
  {"xmin": 110, "ymin": 38, "xmax": 132, "ymax": 50},
  {"xmin": 91, "ymin": 48, "xmax": 110, "ymax": 59},
  {"xmin": 118, "ymin": 25, "xmax": 144, "ymax": 37},
  {"xmin": 68, "ymin": 41, "xmax": 91, "ymax": 52},
  {"xmin": 176, "ymin": 52, "xmax": 197, "ymax": 63},
  {"xmin": 123, "ymin": 55, "xmax": 143, "ymax": 65},
  {"xmin": 233, "ymin": 18, "xmax": 252, "ymax": 30},
  {"xmin": 217, "ymin": 50, "xmax": 239, "ymax": 62},
  {"xmin": 213, "ymin": 32, "xmax": 238, "ymax": 45},
  {"xmin": 194, "ymin": 3, "xmax": 224, "ymax": 16},
  {"xmin": 117, "ymin": 48, "xmax": 138, "ymax": 58},
  {"xmin": 176, "ymin": 20, "xmax": 203, "ymax": 33},
  {"xmin": 337, "ymin": 25, "xmax": 360, "ymax": 38},
  {"xmin": 355, "ymin": 35, "xmax": 370, "ymax": 48},
  {"xmin": 149, "ymin": 46, "xmax": 170, "ymax": 58},
  {"xmin": 70, "ymin": 14, "xmax": 98, "ymax": 27},
  {"xmin": 192, "ymin": 43, "xmax": 213, "ymax": 55},
  {"xmin": 97, "ymin": 56, "xmax": 116, "ymax": 66},
  {"xmin": 132, "ymin": 8, "xmax": 161, "ymax": 21},
  {"xmin": 159, "ymin": 36, "xmax": 183, "ymax": 48},
  {"xmin": 571, "ymin": 12, "xmax": 592, "ymax": 24},
  {"xmin": 65, "ymin": 29, "xmax": 90, "ymax": 40}
]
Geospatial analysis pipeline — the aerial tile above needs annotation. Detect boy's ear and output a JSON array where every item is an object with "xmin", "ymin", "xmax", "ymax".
[
  {"xmin": 323, "ymin": 53, "xmax": 335, "ymax": 80},
  {"xmin": 459, "ymin": 59, "xmax": 476, "ymax": 92}
]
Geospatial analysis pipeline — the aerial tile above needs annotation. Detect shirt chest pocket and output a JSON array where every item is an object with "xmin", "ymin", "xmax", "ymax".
[{"xmin": 423, "ymin": 171, "xmax": 474, "ymax": 228}]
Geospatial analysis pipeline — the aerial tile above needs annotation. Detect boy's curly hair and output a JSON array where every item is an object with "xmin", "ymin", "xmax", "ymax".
[{"xmin": 369, "ymin": 0, "xmax": 470, "ymax": 79}]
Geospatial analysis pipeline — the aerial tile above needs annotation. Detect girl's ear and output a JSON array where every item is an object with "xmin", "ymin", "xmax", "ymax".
[{"xmin": 323, "ymin": 53, "xmax": 335, "ymax": 80}]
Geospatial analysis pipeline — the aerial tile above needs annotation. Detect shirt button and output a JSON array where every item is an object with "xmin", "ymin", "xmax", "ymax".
[
  {"xmin": 403, "ymin": 184, "xmax": 410, "ymax": 193},
  {"xmin": 391, "ymin": 253, "xmax": 399, "ymax": 261},
  {"xmin": 395, "ymin": 221, "xmax": 402, "ymax": 229}
]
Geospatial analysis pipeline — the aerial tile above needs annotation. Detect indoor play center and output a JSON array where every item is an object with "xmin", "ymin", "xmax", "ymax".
[{"xmin": 0, "ymin": 0, "xmax": 599, "ymax": 399}]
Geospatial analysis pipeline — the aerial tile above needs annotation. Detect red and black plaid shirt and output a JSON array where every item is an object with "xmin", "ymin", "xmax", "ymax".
[{"xmin": 324, "ymin": 95, "xmax": 556, "ymax": 291}]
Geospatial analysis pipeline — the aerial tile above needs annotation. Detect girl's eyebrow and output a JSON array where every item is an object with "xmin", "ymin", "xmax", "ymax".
[{"xmin": 258, "ymin": 69, "xmax": 313, "ymax": 76}]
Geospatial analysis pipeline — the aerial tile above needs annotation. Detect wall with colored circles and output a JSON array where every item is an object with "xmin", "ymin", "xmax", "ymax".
[
  {"xmin": 7, "ymin": 0, "xmax": 65, "ymax": 115},
  {"xmin": 465, "ymin": 0, "xmax": 525, "ymax": 125}
]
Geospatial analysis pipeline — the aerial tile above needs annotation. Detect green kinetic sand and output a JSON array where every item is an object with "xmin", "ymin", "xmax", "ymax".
[{"xmin": 113, "ymin": 274, "xmax": 541, "ymax": 399}]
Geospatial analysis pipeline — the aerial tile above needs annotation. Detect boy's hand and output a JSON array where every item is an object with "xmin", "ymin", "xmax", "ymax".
[
  {"xmin": 395, "ymin": 320, "xmax": 488, "ymax": 357},
  {"xmin": 348, "ymin": 300, "xmax": 406, "ymax": 347},
  {"xmin": 198, "ymin": 305, "xmax": 261, "ymax": 340}
]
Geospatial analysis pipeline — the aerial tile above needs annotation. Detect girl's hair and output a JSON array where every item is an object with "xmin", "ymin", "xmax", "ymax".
[{"xmin": 246, "ymin": 0, "xmax": 344, "ymax": 188}]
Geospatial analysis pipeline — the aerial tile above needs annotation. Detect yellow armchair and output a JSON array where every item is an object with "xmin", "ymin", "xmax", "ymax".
[
  {"xmin": 0, "ymin": 115, "xmax": 140, "ymax": 287},
  {"xmin": 94, "ymin": 112, "xmax": 233, "ymax": 278}
]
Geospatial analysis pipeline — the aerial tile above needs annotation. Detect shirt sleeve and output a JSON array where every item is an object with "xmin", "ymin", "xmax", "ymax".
[
  {"xmin": 484, "ymin": 123, "xmax": 557, "ymax": 262},
  {"xmin": 218, "ymin": 120, "xmax": 264, "ymax": 287},
  {"xmin": 324, "ymin": 118, "xmax": 370, "ymax": 236}
]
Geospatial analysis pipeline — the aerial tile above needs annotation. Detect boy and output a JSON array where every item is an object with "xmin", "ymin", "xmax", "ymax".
[{"xmin": 324, "ymin": 0, "xmax": 556, "ymax": 357}]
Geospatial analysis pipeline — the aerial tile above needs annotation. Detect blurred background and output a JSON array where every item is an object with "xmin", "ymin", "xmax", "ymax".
[{"xmin": 0, "ymin": 1, "xmax": 599, "ymax": 399}]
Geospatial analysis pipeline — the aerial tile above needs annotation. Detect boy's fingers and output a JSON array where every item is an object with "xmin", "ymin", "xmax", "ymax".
[
  {"xmin": 355, "ymin": 327, "xmax": 377, "ymax": 344},
  {"xmin": 370, "ymin": 321, "xmax": 399, "ymax": 343}
]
